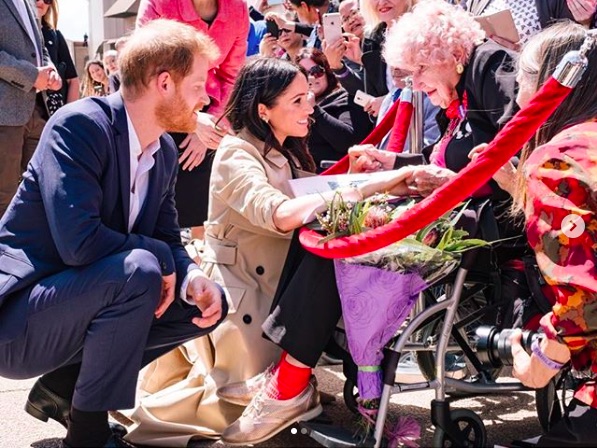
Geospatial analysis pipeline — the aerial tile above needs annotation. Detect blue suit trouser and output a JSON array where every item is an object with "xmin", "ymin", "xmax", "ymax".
[{"xmin": 0, "ymin": 249, "xmax": 227, "ymax": 412}]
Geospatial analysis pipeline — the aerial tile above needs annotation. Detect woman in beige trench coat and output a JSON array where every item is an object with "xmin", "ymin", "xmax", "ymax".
[{"xmin": 124, "ymin": 57, "xmax": 414, "ymax": 446}]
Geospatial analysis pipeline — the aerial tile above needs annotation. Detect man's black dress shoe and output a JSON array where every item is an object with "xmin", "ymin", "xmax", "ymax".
[
  {"xmin": 25, "ymin": 379, "xmax": 70, "ymax": 427},
  {"xmin": 25, "ymin": 379, "xmax": 128, "ymax": 436}
]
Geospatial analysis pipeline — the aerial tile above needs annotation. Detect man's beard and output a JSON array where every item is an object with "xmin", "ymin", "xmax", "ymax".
[{"xmin": 155, "ymin": 90, "xmax": 200, "ymax": 134}]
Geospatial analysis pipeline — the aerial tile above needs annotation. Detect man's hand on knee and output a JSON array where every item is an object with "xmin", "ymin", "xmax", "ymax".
[
  {"xmin": 155, "ymin": 273, "xmax": 176, "ymax": 318},
  {"xmin": 187, "ymin": 276, "xmax": 224, "ymax": 328}
]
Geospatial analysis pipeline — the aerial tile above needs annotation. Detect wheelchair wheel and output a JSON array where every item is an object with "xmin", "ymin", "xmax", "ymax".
[
  {"xmin": 432, "ymin": 409, "xmax": 487, "ymax": 447},
  {"xmin": 535, "ymin": 370, "xmax": 578, "ymax": 432},
  {"xmin": 535, "ymin": 377, "xmax": 562, "ymax": 432},
  {"xmin": 343, "ymin": 377, "xmax": 360, "ymax": 414}
]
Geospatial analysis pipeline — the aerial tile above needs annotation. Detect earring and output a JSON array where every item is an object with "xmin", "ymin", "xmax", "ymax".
[
  {"xmin": 456, "ymin": 63, "xmax": 464, "ymax": 75},
  {"xmin": 261, "ymin": 116, "xmax": 269, "ymax": 124}
]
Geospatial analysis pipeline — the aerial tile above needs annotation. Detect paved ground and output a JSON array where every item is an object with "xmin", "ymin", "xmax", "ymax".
[{"xmin": 1, "ymin": 362, "xmax": 545, "ymax": 448}]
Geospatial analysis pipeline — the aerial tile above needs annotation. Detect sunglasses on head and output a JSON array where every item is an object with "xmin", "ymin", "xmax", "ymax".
[{"xmin": 307, "ymin": 65, "xmax": 326, "ymax": 79}]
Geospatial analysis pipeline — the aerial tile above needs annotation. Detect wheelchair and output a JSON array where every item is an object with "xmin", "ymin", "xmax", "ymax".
[{"xmin": 302, "ymin": 199, "xmax": 571, "ymax": 448}]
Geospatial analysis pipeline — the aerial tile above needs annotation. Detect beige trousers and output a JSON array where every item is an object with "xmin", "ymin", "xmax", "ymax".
[{"xmin": 0, "ymin": 102, "xmax": 46, "ymax": 217}]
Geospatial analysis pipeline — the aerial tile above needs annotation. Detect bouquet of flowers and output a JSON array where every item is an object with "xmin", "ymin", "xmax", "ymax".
[{"xmin": 315, "ymin": 193, "xmax": 488, "ymax": 446}]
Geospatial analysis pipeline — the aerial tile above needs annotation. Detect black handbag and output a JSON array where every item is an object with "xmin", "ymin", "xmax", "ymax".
[{"xmin": 45, "ymin": 89, "xmax": 64, "ymax": 116}]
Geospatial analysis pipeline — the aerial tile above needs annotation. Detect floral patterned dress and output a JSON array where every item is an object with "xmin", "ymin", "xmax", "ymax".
[{"xmin": 524, "ymin": 120, "xmax": 597, "ymax": 407}]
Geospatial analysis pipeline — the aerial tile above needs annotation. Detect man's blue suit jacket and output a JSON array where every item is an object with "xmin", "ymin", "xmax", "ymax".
[{"xmin": 0, "ymin": 93, "xmax": 197, "ymax": 343}]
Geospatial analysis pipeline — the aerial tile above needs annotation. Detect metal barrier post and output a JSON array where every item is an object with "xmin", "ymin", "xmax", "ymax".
[{"xmin": 408, "ymin": 83, "xmax": 424, "ymax": 154}]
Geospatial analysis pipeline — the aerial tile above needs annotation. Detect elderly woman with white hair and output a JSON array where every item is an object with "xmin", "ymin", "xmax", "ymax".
[
  {"xmin": 354, "ymin": 0, "xmax": 530, "ymax": 320},
  {"xmin": 381, "ymin": 0, "xmax": 519, "ymax": 205}
]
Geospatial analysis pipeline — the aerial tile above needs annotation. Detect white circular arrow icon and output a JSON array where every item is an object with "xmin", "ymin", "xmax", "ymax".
[{"xmin": 561, "ymin": 214, "xmax": 585, "ymax": 239}]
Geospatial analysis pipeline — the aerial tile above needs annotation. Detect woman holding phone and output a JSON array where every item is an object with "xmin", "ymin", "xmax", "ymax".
[
  {"xmin": 465, "ymin": 0, "xmax": 596, "ymax": 49},
  {"xmin": 297, "ymin": 48, "xmax": 370, "ymax": 170}
]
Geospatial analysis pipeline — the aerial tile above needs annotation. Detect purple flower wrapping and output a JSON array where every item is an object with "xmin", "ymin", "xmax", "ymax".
[{"xmin": 334, "ymin": 260, "xmax": 428, "ymax": 400}]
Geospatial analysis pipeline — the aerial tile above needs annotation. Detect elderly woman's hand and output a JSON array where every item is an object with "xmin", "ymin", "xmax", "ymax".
[
  {"xmin": 409, "ymin": 165, "xmax": 456, "ymax": 196},
  {"xmin": 348, "ymin": 145, "xmax": 397, "ymax": 173},
  {"xmin": 567, "ymin": 0, "xmax": 597, "ymax": 26},
  {"xmin": 468, "ymin": 143, "xmax": 517, "ymax": 195}
]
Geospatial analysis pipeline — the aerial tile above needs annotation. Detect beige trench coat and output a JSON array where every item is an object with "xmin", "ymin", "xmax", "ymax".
[{"xmin": 126, "ymin": 130, "xmax": 299, "ymax": 446}]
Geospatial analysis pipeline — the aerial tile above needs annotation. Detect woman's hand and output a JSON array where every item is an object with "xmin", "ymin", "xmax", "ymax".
[
  {"xmin": 567, "ymin": 0, "xmax": 597, "ymax": 26},
  {"xmin": 468, "ymin": 143, "xmax": 517, "ymax": 195},
  {"xmin": 259, "ymin": 33, "xmax": 278, "ymax": 57},
  {"xmin": 322, "ymin": 37, "xmax": 346, "ymax": 70},
  {"xmin": 489, "ymin": 35, "xmax": 521, "ymax": 52},
  {"xmin": 266, "ymin": 12, "xmax": 296, "ymax": 32},
  {"xmin": 511, "ymin": 329, "xmax": 570, "ymax": 389},
  {"xmin": 359, "ymin": 166, "xmax": 415, "ymax": 198},
  {"xmin": 343, "ymin": 33, "xmax": 362, "ymax": 65},
  {"xmin": 408, "ymin": 165, "xmax": 456, "ymax": 196},
  {"xmin": 363, "ymin": 96, "xmax": 384, "ymax": 117},
  {"xmin": 195, "ymin": 112, "xmax": 229, "ymax": 150},
  {"xmin": 348, "ymin": 145, "xmax": 397, "ymax": 173},
  {"xmin": 179, "ymin": 133, "xmax": 208, "ymax": 171}
]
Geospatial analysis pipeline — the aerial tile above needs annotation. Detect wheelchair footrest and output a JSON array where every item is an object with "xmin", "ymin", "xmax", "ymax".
[{"xmin": 298, "ymin": 420, "xmax": 376, "ymax": 447}]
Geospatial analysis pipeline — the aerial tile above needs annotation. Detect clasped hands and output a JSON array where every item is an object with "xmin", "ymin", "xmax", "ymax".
[
  {"xmin": 34, "ymin": 66, "xmax": 62, "ymax": 92},
  {"xmin": 349, "ymin": 142, "xmax": 519, "ymax": 197},
  {"xmin": 155, "ymin": 272, "xmax": 223, "ymax": 329},
  {"xmin": 348, "ymin": 145, "xmax": 456, "ymax": 197}
]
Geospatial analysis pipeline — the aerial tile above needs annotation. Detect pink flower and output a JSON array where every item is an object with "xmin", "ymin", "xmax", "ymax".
[{"xmin": 363, "ymin": 206, "xmax": 390, "ymax": 229}]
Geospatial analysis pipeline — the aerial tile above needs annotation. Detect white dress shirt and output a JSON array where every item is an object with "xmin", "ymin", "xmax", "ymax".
[
  {"xmin": 125, "ymin": 109, "xmax": 204, "ymax": 305},
  {"xmin": 126, "ymin": 112, "xmax": 160, "ymax": 233},
  {"xmin": 11, "ymin": 0, "xmax": 42, "ymax": 66}
]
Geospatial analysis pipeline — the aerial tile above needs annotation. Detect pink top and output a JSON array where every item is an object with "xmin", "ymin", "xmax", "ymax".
[{"xmin": 137, "ymin": 0, "xmax": 249, "ymax": 117}]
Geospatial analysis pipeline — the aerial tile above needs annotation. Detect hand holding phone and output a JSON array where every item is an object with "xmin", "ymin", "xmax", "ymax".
[
  {"xmin": 266, "ymin": 18, "xmax": 280, "ymax": 39},
  {"xmin": 475, "ymin": 10, "xmax": 520, "ymax": 45},
  {"xmin": 354, "ymin": 89, "xmax": 375, "ymax": 108}
]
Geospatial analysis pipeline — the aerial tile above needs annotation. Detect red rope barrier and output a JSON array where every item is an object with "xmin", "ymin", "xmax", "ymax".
[
  {"xmin": 386, "ymin": 99, "xmax": 413, "ymax": 153},
  {"xmin": 321, "ymin": 96, "xmax": 407, "ymax": 175},
  {"xmin": 300, "ymin": 77, "xmax": 573, "ymax": 259}
]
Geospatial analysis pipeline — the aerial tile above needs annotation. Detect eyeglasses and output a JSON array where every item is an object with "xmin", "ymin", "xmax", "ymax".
[
  {"xmin": 341, "ymin": 9, "xmax": 359, "ymax": 24},
  {"xmin": 307, "ymin": 65, "xmax": 326, "ymax": 79},
  {"xmin": 279, "ymin": 28, "xmax": 293, "ymax": 35}
]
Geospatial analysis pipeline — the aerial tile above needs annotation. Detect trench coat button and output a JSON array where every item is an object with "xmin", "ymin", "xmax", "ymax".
[
  {"xmin": 242, "ymin": 314, "xmax": 252, "ymax": 325},
  {"xmin": 31, "ymin": 52, "xmax": 36, "ymax": 58},
  {"xmin": 256, "ymin": 266, "xmax": 265, "ymax": 275}
]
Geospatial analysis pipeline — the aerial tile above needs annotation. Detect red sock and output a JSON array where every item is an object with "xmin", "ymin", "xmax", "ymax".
[{"xmin": 267, "ymin": 352, "xmax": 312, "ymax": 400}]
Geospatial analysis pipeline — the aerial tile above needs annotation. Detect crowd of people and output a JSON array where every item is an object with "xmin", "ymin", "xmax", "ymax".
[{"xmin": 0, "ymin": 0, "xmax": 596, "ymax": 447}]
